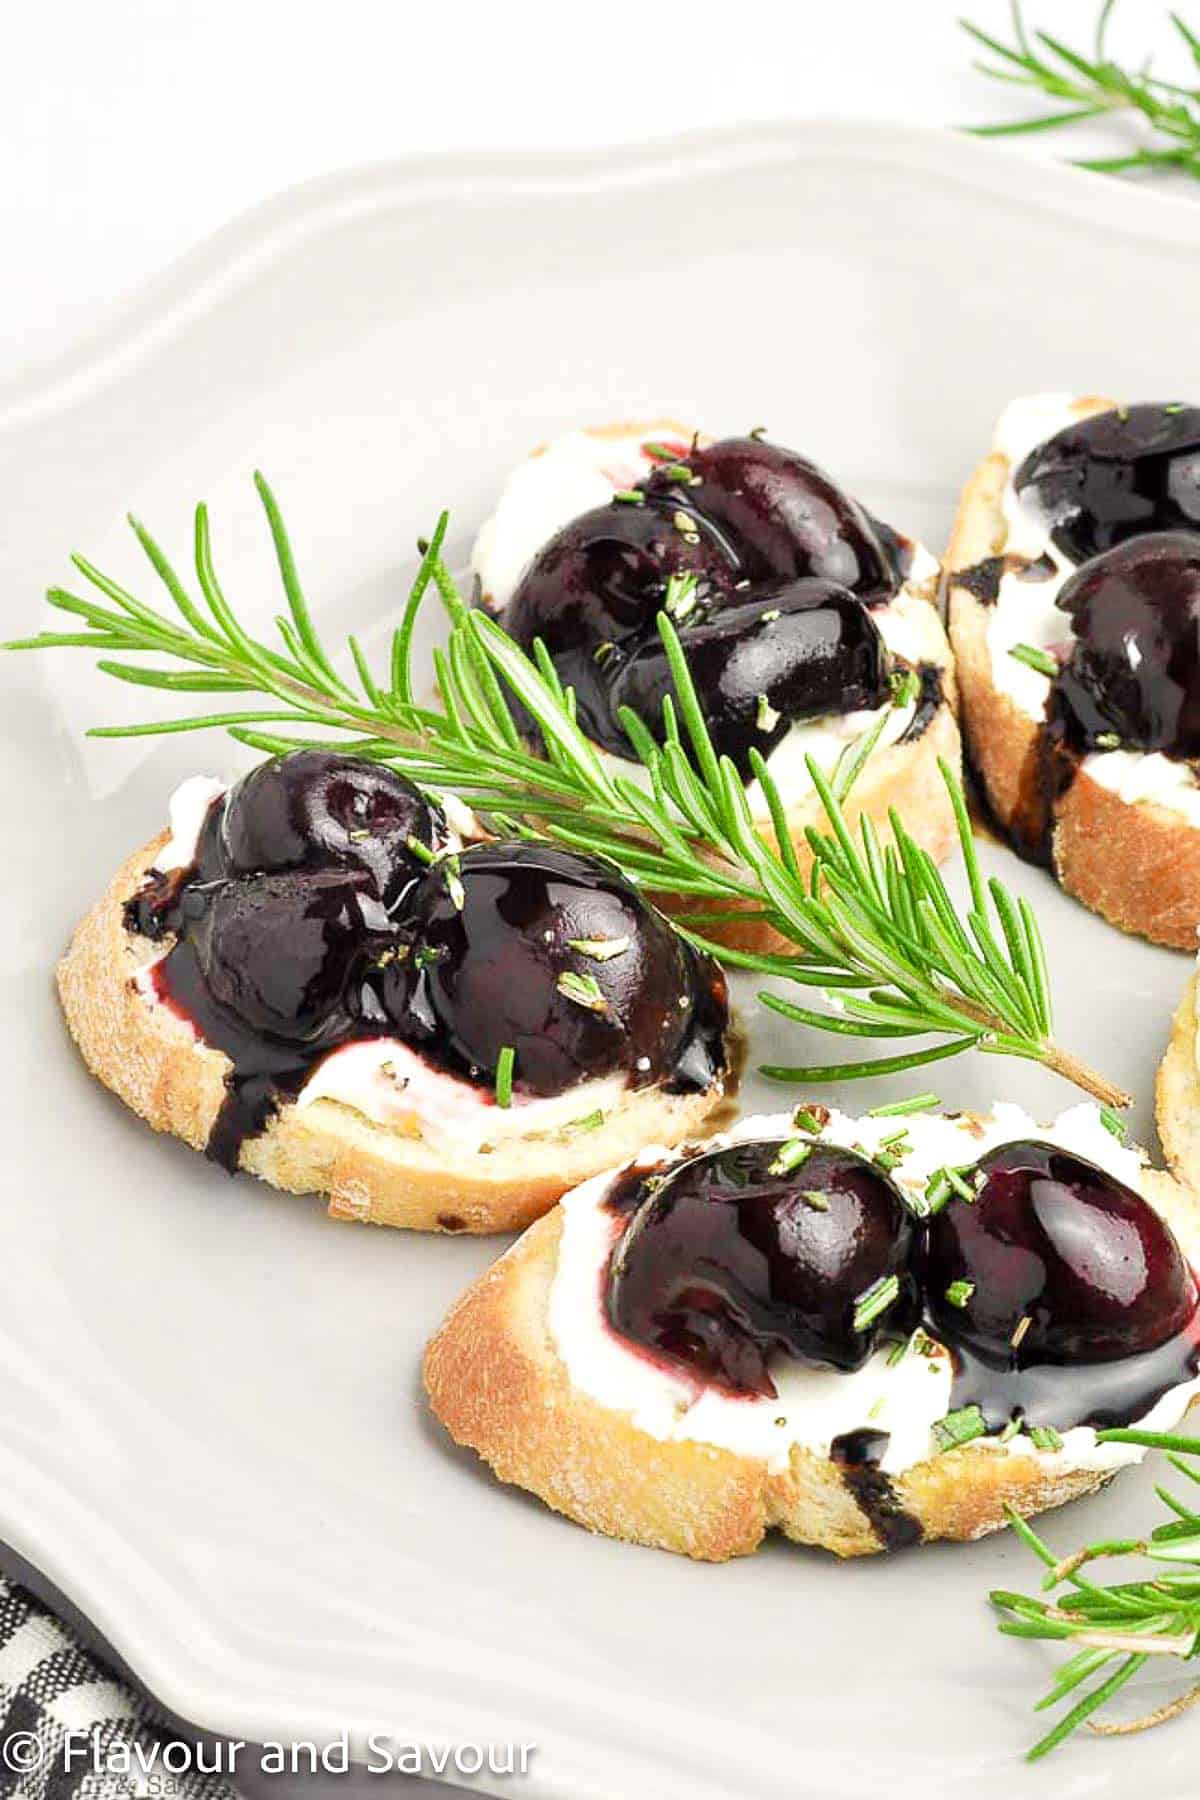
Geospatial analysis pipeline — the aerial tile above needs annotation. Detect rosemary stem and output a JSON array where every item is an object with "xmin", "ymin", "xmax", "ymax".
[{"xmin": 1039, "ymin": 1042, "xmax": 1132, "ymax": 1112}]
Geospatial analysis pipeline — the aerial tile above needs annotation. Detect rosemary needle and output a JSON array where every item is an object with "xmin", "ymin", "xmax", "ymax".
[
  {"xmin": 995, "ymin": 1429, "xmax": 1200, "ymax": 1756},
  {"xmin": 962, "ymin": 2, "xmax": 1200, "ymax": 184},
  {"xmin": 3, "ymin": 476, "xmax": 1127, "ymax": 1110}
]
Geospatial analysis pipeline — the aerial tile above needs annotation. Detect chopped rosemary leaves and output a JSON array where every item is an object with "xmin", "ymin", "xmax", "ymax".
[
  {"xmin": 663, "ymin": 571, "xmax": 699, "ymax": 622},
  {"xmin": 494, "ymin": 1045, "xmax": 515, "ymax": 1108},
  {"xmin": 556, "ymin": 970, "xmax": 608, "ymax": 1012},
  {"xmin": 441, "ymin": 853, "xmax": 465, "ymax": 911},
  {"xmin": 755, "ymin": 692, "xmax": 781, "ymax": 733},
  {"xmin": 921, "ymin": 1163, "xmax": 979, "ymax": 1217},
  {"xmin": 868, "ymin": 1093, "xmax": 940, "ymax": 1117},
  {"xmin": 932, "ymin": 1404, "xmax": 987, "ymax": 1452},
  {"xmin": 889, "ymin": 665, "xmax": 921, "ymax": 708},
  {"xmin": 853, "ymin": 1274, "xmax": 900, "ymax": 1333},
  {"xmin": 1008, "ymin": 642, "xmax": 1058, "ymax": 679},
  {"xmin": 769, "ymin": 1139, "xmax": 813, "ymax": 1177},
  {"xmin": 567, "ymin": 935, "xmax": 631, "ymax": 962},
  {"xmin": 564, "ymin": 1109, "xmax": 605, "ymax": 1135},
  {"xmin": 1099, "ymin": 1105, "xmax": 1127, "ymax": 1141},
  {"xmin": 791, "ymin": 1107, "xmax": 825, "ymax": 1135}
]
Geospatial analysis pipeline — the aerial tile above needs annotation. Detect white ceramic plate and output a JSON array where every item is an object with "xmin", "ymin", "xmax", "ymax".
[{"xmin": 4, "ymin": 122, "xmax": 1200, "ymax": 1800}]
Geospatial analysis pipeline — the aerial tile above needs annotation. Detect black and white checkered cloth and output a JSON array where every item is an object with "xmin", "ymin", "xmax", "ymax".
[{"xmin": 0, "ymin": 1579, "xmax": 238, "ymax": 1800}]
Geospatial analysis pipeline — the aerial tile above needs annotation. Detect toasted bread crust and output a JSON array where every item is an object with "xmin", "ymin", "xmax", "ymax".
[
  {"xmin": 55, "ymin": 836, "xmax": 730, "ymax": 1234},
  {"xmin": 946, "ymin": 399, "xmax": 1200, "ymax": 950},
  {"xmin": 1158, "ymin": 966, "xmax": 1200, "ymax": 1193},
  {"xmin": 424, "ymin": 1159, "xmax": 1200, "ymax": 1559},
  {"xmin": 486, "ymin": 418, "xmax": 963, "ymax": 954}
]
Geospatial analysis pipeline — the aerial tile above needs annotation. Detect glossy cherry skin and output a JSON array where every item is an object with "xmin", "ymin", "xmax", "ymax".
[
  {"xmin": 609, "ymin": 578, "xmax": 889, "ymax": 774},
  {"xmin": 1052, "ymin": 532, "xmax": 1200, "ymax": 757},
  {"xmin": 500, "ymin": 434, "xmax": 905, "ymax": 759},
  {"xmin": 198, "ymin": 750, "xmax": 446, "ymax": 906},
  {"xmin": 1015, "ymin": 402, "xmax": 1200, "ymax": 565},
  {"xmin": 919, "ymin": 1140, "xmax": 1199, "ymax": 1367},
  {"xmin": 644, "ymin": 436, "xmax": 907, "ymax": 599},
  {"xmin": 502, "ymin": 499, "xmax": 738, "ymax": 748},
  {"xmin": 375, "ymin": 842, "xmax": 728, "ymax": 1095},
  {"xmin": 187, "ymin": 867, "xmax": 389, "ymax": 1046},
  {"xmin": 606, "ymin": 1140, "xmax": 919, "ymax": 1397}
]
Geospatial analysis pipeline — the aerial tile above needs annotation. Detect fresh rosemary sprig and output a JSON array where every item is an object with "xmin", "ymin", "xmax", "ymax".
[
  {"xmin": 963, "ymin": 2, "xmax": 1200, "ymax": 180},
  {"xmin": 3, "ymin": 475, "xmax": 1127, "ymax": 1107},
  {"xmin": 995, "ymin": 1429, "xmax": 1200, "ymax": 1757}
]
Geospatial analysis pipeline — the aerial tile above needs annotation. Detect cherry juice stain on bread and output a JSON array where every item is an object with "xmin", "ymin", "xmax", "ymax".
[
  {"xmin": 59, "ymin": 750, "xmax": 734, "ymax": 1232},
  {"xmin": 471, "ymin": 425, "xmax": 961, "ymax": 948},
  {"xmin": 424, "ymin": 1103, "xmax": 1200, "ymax": 1559},
  {"xmin": 947, "ymin": 396, "xmax": 1200, "ymax": 947}
]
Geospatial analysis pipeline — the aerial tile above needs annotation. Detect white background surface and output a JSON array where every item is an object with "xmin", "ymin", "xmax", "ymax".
[{"xmin": 3, "ymin": 0, "xmax": 1198, "ymax": 374}]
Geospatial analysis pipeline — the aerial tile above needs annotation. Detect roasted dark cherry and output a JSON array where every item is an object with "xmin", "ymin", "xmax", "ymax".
[
  {"xmin": 645, "ymin": 436, "xmax": 908, "ymax": 598},
  {"xmin": 609, "ymin": 578, "xmax": 889, "ymax": 773},
  {"xmin": 186, "ymin": 867, "xmax": 390, "ymax": 1045},
  {"xmin": 375, "ymin": 842, "xmax": 727, "ymax": 1096},
  {"xmin": 1015, "ymin": 402, "xmax": 1200, "ymax": 565},
  {"xmin": 501, "ymin": 499, "xmax": 738, "ymax": 750},
  {"xmin": 920, "ymin": 1140, "xmax": 1198, "ymax": 1368},
  {"xmin": 1050, "ymin": 532, "xmax": 1200, "ymax": 757},
  {"xmin": 196, "ymin": 749, "xmax": 445, "ymax": 906},
  {"xmin": 606, "ymin": 1140, "xmax": 919, "ymax": 1397},
  {"xmin": 499, "ymin": 434, "xmax": 910, "ymax": 763}
]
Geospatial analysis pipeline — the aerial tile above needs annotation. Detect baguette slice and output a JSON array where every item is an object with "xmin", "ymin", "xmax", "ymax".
[
  {"xmin": 475, "ymin": 420, "xmax": 962, "ymax": 955},
  {"xmin": 946, "ymin": 395, "xmax": 1200, "ymax": 949},
  {"xmin": 1158, "ymin": 963, "xmax": 1200, "ymax": 1195},
  {"xmin": 56, "ymin": 833, "xmax": 732, "ymax": 1234},
  {"xmin": 425, "ymin": 1114, "xmax": 1200, "ymax": 1560}
]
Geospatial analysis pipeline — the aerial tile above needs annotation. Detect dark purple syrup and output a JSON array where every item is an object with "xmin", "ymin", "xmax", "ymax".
[
  {"xmin": 126, "ymin": 752, "xmax": 729, "ymax": 1169},
  {"xmin": 829, "ymin": 1428, "xmax": 923, "ymax": 1551},
  {"xmin": 499, "ymin": 434, "xmax": 922, "ymax": 775}
]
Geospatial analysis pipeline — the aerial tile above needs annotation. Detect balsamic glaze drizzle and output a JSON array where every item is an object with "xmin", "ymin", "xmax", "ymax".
[{"xmin": 829, "ymin": 1429, "xmax": 923, "ymax": 1550}]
